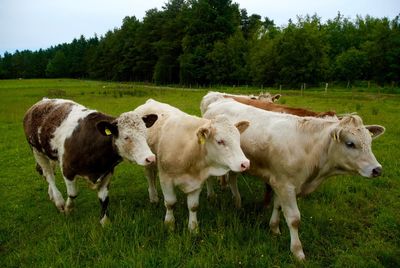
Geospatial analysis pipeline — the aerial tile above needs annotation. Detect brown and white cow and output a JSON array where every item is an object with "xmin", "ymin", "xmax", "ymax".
[
  {"xmin": 202, "ymin": 95, "xmax": 385, "ymax": 260},
  {"xmin": 228, "ymin": 95, "xmax": 336, "ymax": 118},
  {"xmin": 201, "ymin": 91, "xmax": 334, "ymax": 118},
  {"xmin": 23, "ymin": 98, "xmax": 158, "ymax": 226},
  {"xmin": 135, "ymin": 99, "xmax": 250, "ymax": 232}
]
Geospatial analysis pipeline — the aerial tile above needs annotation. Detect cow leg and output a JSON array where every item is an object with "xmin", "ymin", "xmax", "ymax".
[
  {"xmin": 33, "ymin": 149, "xmax": 65, "ymax": 211},
  {"xmin": 263, "ymin": 183, "xmax": 273, "ymax": 208},
  {"xmin": 218, "ymin": 174, "xmax": 228, "ymax": 189},
  {"xmin": 97, "ymin": 173, "xmax": 111, "ymax": 226},
  {"xmin": 269, "ymin": 195, "xmax": 281, "ymax": 235},
  {"xmin": 276, "ymin": 184, "xmax": 305, "ymax": 261},
  {"xmin": 144, "ymin": 164, "xmax": 159, "ymax": 203},
  {"xmin": 160, "ymin": 179, "xmax": 177, "ymax": 230},
  {"xmin": 64, "ymin": 177, "xmax": 77, "ymax": 213},
  {"xmin": 187, "ymin": 188, "xmax": 202, "ymax": 232},
  {"xmin": 228, "ymin": 172, "xmax": 241, "ymax": 208},
  {"xmin": 205, "ymin": 177, "xmax": 216, "ymax": 200}
]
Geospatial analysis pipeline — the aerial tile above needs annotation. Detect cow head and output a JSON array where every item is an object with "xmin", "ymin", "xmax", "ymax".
[
  {"xmin": 258, "ymin": 93, "xmax": 281, "ymax": 103},
  {"xmin": 97, "ymin": 112, "xmax": 158, "ymax": 165},
  {"xmin": 329, "ymin": 115, "xmax": 385, "ymax": 178},
  {"xmin": 197, "ymin": 115, "xmax": 250, "ymax": 175}
]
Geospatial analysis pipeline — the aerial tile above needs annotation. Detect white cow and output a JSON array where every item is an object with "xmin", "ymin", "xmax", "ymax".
[
  {"xmin": 135, "ymin": 99, "xmax": 250, "ymax": 232},
  {"xmin": 201, "ymin": 95, "xmax": 385, "ymax": 260}
]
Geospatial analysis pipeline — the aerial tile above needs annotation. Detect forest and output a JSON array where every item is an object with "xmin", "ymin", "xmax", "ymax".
[{"xmin": 0, "ymin": 0, "xmax": 399, "ymax": 87}]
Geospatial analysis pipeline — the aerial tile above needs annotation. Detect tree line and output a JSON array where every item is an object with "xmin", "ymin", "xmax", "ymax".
[{"xmin": 1, "ymin": 0, "xmax": 399, "ymax": 87}]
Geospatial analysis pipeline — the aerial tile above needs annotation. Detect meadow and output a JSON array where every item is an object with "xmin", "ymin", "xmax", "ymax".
[{"xmin": 0, "ymin": 79, "xmax": 399, "ymax": 267}]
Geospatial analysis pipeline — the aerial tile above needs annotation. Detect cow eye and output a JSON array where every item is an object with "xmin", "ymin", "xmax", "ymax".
[
  {"xmin": 345, "ymin": 141, "xmax": 356, "ymax": 149},
  {"xmin": 216, "ymin": 139, "xmax": 225, "ymax": 146}
]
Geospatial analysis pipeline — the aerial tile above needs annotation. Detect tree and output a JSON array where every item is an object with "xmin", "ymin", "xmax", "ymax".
[
  {"xmin": 0, "ymin": 3, "xmax": 398, "ymax": 87},
  {"xmin": 334, "ymin": 47, "xmax": 367, "ymax": 85},
  {"xmin": 276, "ymin": 15, "xmax": 329, "ymax": 86},
  {"xmin": 205, "ymin": 29, "xmax": 249, "ymax": 85},
  {"xmin": 153, "ymin": 0, "xmax": 188, "ymax": 84},
  {"xmin": 180, "ymin": 0, "xmax": 240, "ymax": 85},
  {"xmin": 248, "ymin": 35, "xmax": 279, "ymax": 86},
  {"xmin": 46, "ymin": 51, "xmax": 68, "ymax": 77}
]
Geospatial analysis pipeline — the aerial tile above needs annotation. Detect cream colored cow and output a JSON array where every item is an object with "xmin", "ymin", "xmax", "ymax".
[
  {"xmin": 135, "ymin": 99, "xmax": 250, "ymax": 232},
  {"xmin": 201, "ymin": 95, "xmax": 385, "ymax": 260}
]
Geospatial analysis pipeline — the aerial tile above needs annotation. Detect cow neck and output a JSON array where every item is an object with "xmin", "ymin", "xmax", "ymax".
[{"xmin": 94, "ymin": 157, "xmax": 122, "ymax": 184}]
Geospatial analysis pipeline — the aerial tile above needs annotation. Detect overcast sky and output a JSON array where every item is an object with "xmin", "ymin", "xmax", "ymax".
[{"xmin": 0, "ymin": 0, "xmax": 399, "ymax": 55}]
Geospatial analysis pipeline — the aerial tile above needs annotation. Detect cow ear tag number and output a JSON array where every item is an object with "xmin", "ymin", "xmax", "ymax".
[{"xmin": 105, "ymin": 128, "xmax": 112, "ymax": 136}]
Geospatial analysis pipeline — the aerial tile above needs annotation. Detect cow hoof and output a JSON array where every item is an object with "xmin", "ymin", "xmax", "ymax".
[
  {"xmin": 149, "ymin": 197, "xmax": 159, "ymax": 204},
  {"xmin": 100, "ymin": 216, "xmax": 110, "ymax": 227},
  {"xmin": 189, "ymin": 224, "xmax": 199, "ymax": 234},
  {"xmin": 164, "ymin": 220, "xmax": 175, "ymax": 232},
  {"xmin": 55, "ymin": 200, "xmax": 66, "ymax": 213},
  {"xmin": 234, "ymin": 199, "xmax": 242, "ymax": 209},
  {"xmin": 291, "ymin": 243, "xmax": 305, "ymax": 261},
  {"xmin": 64, "ymin": 206, "xmax": 73, "ymax": 215},
  {"xmin": 294, "ymin": 251, "xmax": 306, "ymax": 261},
  {"xmin": 64, "ymin": 199, "xmax": 74, "ymax": 214},
  {"xmin": 270, "ymin": 226, "xmax": 281, "ymax": 236}
]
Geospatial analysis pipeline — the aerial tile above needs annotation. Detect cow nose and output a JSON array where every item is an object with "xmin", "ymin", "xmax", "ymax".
[
  {"xmin": 240, "ymin": 160, "xmax": 250, "ymax": 171},
  {"xmin": 372, "ymin": 166, "xmax": 382, "ymax": 177},
  {"xmin": 145, "ymin": 155, "xmax": 156, "ymax": 164}
]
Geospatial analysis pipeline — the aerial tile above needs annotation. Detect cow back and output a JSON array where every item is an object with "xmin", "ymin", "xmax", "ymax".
[{"xmin": 23, "ymin": 99, "xmax": 74, "ymax": 160}]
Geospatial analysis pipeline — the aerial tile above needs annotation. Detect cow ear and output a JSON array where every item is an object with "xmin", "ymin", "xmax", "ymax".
[
  {"xmin": 142, "ymin": 114, "xmax": 158, "ymax": 128},
  {"xmin": 96, "ymin": 121, "xmax": 118, "ymax": 137},
  {"xmin": 197, "ymin": 125, "xmax": 211, "ymax": 145},
  {"xmin": 330, "ymin": 128, "xmax": 342, "ymax": 142},
  {"xmin": 366, "ymin": 125, "xmax": 385, "ymax": 139},
  {"xmin": 272, "ymin": 94, "xmax": 281, "ymax": 102},
  {"xmin": 235, "ymin": 121, "xmax": 250, "ymax": 134}
]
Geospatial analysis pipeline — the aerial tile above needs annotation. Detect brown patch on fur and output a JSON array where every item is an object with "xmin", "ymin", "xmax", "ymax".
[
  {"xmin": 291, "ymin": 218, "xmax": 301, "ymax": 229},
  {"xmin": 62, "ymin": 112, "xmax": 121, "ymax": 182},
  {"xmin": 190, "ymin": 205, "xmax": 199, "ymax": 212},
  {"xmin": 35, "ymin": 163, "xmax": 43, "ymax": 176},
  {"xmin": 23, "ymin": 100, "xmax": 74, "ymax": 160},
  {"xmin": 225, "ymin": 95, "xmax": 335, "ymax": 117}
]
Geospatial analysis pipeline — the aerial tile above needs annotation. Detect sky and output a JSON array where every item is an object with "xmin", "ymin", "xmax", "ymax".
[{"xmin": 0, "ymin": 0, "xmax": 399, "ymax": 55}]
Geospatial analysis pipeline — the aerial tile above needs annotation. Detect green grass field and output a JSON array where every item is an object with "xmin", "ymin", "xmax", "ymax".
[{"xmin": 1, "ymin": 79, "xmax": 399, "ymax": 267}]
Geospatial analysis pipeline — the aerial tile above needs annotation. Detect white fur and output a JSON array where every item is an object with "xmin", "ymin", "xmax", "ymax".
[
  {"xmin": 50, "ymin": 101, "xmax": 95, "ymax": 165},
  {"xmin": 114, "ymin": 110, "xmax": 156, "ymax": 166}
]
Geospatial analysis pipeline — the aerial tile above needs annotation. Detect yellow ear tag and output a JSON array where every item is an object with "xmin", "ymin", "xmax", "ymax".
[
  {"xmin": 105, "ymin": 128, "xmax": 112, "ymax": 136},
  {"xmin": 369, "ymin": 131, "xmax": 374, "ymax": 137},
  {"xmin": 199, "ymin": 136, "xmax": 205, "ymax": 145},
  {"xmin": 332, "ymin": 133, "xmax": 337, "ymax": 141}
]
